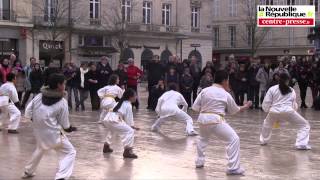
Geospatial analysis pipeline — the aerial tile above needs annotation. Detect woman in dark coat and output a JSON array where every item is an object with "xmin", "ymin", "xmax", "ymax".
[
  {"xmin": 180, "ymin": 67, "xmax": 194, "ymax": 107},
  {"xmin": 149, "ymin": 79, "xmax": 166, "ymax": 111},
  {"xmin": 85, "ymin": 63, "xmax": 100, "ymax": 111},
  {"xmin": 30, "ymin": 63, "xmax": 43, "ymax": 95},
  {"xmin": 165, "ymin": 67, "xmax": 179, "ymax": 90}
]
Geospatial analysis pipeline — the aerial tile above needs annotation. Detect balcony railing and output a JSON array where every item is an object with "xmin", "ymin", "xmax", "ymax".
[
  {"xmin": 90, "ymin": 18, "xmax": 101, "ymax": 25},
  {"xmin": 33, "ymin": 16, "xmax": 72, "ymax": 28},
  {"xmin": 191, "ymin": 27, "xmax": 200, "ymax": 33},
  {"xmin": 0, "ymin": 9, "xmax": 16, "ymax": 22},
  {"xmin": 125, "ymin": 23, "xmax": 179, "ymax": 33}
]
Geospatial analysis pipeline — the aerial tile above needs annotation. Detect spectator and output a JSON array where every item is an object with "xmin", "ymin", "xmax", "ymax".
[
  {"xmin": 12, "ymin": 60, "xmax": 26, "ymax": 104},
  {"xmin": 310, "ymin": 61, "xmax": 320, "ymax": 108},
  {"xmin": 29, "ymin": 63, "xmax": 43, "ymax": 96},
  {"xmin": 166, "ymin": 55, "xmax": 177, "ymax": 72},
  {"xmin": 43, "ymin": 62, "xmax": 60, "ymax": 86},
  {"xmin": 234, "ymin": 63, "xmax": 248, "ymax": 106},
  {"xmin": 175, "ymin": 56, "xmax": 184, "ymax": 75},
  {"xmin": 201, "ymin": 61, "xmax": 215, "ymax": 78},
  {"xmin": 189, "ymin": 56, "xmax": 201, "ymax": 102},
  {"xmin": 126, "ymin": 58, "xmax": 143, "ymax": 109},
  {"xmin": 165, "ymin": 67, "xmax": 179, "ymax": 90},
  {"xmin": 274, "ymin": 61, "xmax": 289, "ymax": 75},
  {"xmin": 97, "ymin": 56, "xmax": 113, "ymax": 88},
  {"xmin": 247, "ymin": 58, "xmax": 260, "ymax": 109},
  {"xmin": 146, "ymin": 55, "xmax": 164, "ymax": 109},
  {"xmin": 114, "ymin": 63, "xmax": 128, "ymax": 89},
  {"xmin": 21, "ymin": 57, "xmax": 36, "ymax": 109},
  {"xmin": 297, "ymin": 58, "xmax": 312, "ymax": 108},
  {"xmin": 269, "ymin": 73, "xmax": 280, "ymax": 88},
  {"xmin": 287, "ymin": 56, "xmax": 298, "ymax": 87},
  {"xmin": 9, "ymin": 53, "xmax": 16, "ymax": 66},
  {"xmin": 256, "ymin": 62, "xmax": 270, "ymax": 105},
  {"xmin": 149, "ymin": 79, "xmax": 166, "ymax": 111},
  {"xmin": 198, "ymin": 73, "xmax": 213, "ymax": 94},
  {"xmin": 77, "ymin": 62, "xmax": 89, "ymax": 111},
  {"xmin": 180, "ymin": 67, "xmax": 194, "ymax": 107},
  {"xmin": 212, "ymin": 58, "xmax": 221, "ymax": 71},
  {"xmin": 86, "ymin": 63, "xmax": 100, "ymax": 111},
  {"xmin": 0, "ymin": 58, "xmax": 12, "ymax": 83},
  {"xmin": 64, "ymin": 62, "xmax": 80, "ymax": 111},
  {"xmin": 226, "ymin": 61, "xmax": 238, "ymax": 97}
]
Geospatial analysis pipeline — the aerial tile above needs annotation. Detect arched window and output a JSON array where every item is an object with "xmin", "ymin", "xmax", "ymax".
[
  {"xmin": 188, "ymin": 50, "xmax": 202, "ymax": 67},
  {"xmin": 121, "ymin": 48, "xmax": 134, "ymax": 62},
  {"xmin": 160, "ymin": 49, "xmax": 172, "ymax": 64},
  {"xmin": 141, "ymin": 48, "xmax": 153, "ymax": 70}
]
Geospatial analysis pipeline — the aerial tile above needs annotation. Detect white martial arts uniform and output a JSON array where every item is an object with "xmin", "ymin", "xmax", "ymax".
[
  {"xmin": 0, "ymin": 82, "xmax": 21, "ymax": 130},
  {"xmin": 260, "ymin": 85, "xmax": 310, "ymax": 148},
  {"xmin": 98, "ymin": 85, "xmax": 124, "ymax": 122},
  {"xmin": 102, "ymin": 101, "xmax": 135, "ymax": 148},
  {"xmin": 24, "ymin": 94, "xmax": 76, "ymax": 180},
  {"xmin": 192, "ymin": 85, "xmax": 242, "ymax": 171},
  {"xmin": 152, "ymin": 90, "xmax": 196, "ymax": 135}
]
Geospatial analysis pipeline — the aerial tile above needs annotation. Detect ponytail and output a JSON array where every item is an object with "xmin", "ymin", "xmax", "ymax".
[
  {"xmin": 278, "ymin": 73, "xmax": 292, "ymax": 95},
  {"xmin": 113, "ymin": 88, "xmax": 136, "ymax": 112}
]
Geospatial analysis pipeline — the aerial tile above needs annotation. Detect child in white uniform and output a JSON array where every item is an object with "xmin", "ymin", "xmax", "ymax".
[
  {"xmin": 0, "ymin": 73, "xmax": 21, "ymax": 133},
  {"xmin": 22, "ymin": 74, "xmax": 77, "ymax": 180},
  {"xmin": 260, "ymin": 73, "xmax": 311, "ymax": 150},
  {"xmin": 192, "ymin": 70, "xmax": 251, "ymax": 175},
  {"xmin": 151, "ymin": 83, "xmax": 197, "ymax": 136},
  {"xmin": 102, "ymin": 88, "xmax": 139, "ymax": 158},
  {"xmin": 98, "ymin": 74, "xmax": 124, "ymax": 122}
]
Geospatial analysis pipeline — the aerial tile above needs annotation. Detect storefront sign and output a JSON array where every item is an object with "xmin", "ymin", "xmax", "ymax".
[{"xmin": 39, "ymin": 40, "xmax": 64, "ymax": 53}]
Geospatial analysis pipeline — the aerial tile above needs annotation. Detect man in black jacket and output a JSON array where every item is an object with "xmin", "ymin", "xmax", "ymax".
[
  {"xmin": 247, "ymin": 58, "xmax": 260, "ymax": 109},
  {"xmin": 97, "ymin": 56, "xmax": 113, "ymax": 87},
  {"xmin": 146, "ymin": 55, "xmax": 164, "ymax": 109}
]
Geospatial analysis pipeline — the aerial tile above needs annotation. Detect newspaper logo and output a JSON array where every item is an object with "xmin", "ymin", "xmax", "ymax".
[{"xmin": 257, "ymin": 5, "xmax": 315, "ymax": 27}]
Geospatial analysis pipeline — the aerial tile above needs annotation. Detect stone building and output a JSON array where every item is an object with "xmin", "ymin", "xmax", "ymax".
[{"xmin": 212, "ymin": 0, "xmax": 316, "ymax": 65}]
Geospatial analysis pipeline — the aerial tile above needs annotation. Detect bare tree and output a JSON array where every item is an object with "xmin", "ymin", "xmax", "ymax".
[
  {"xmin": 102, "ymin": 0, "xmax": 138, "ymax": 62},
  {"xmin": 240, "ymin": 0, "xmax": 270, "ymax": 58}
]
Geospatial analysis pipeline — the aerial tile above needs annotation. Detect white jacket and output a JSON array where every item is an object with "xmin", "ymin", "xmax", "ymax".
[
  {"xmin": 103, "ymin": 101, "xmax": 134, "ymax": 126},
  {"xmin": 0, "ymin": 82, "xmax": 19, "ymax": 104},
  {"xmin": 25, "ymin": 94, "xmax": 70, "ymax": 150},
  {"xmin": 156, "ymin": 90, "xmax": 188, "ymax": 118},
  {"xmin": 98, "ymin": 85, "xmax": 124, "ymax": 110},
  {"xmin": 262, "ymin": 85, "xmax": 298, "ymax": 113}
]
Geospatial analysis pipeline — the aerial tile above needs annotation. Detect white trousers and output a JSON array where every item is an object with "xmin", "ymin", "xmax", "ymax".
[
  {"xmin": 260, "ymin": 111, "xmax": 310, "ymax": 147},
  {"xmin": 196, "ymin": 122, "xmax": 241, "ymax": 171},
  {"xmin": 104, "ymin": 121, "xmax": 134, "ymax": 148},
  {"xmin": 25, "ymin": 137, "xmax": 76, "ymax": 180},
  {"xmin": 152, "ymin": 110, "xmax": 195, "ymax": 134},
  {"xmin": 0, "ymin": 104, "xmax": 21, "ymax": 130}
]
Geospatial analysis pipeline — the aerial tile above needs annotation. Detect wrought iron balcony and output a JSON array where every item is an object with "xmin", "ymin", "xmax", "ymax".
[
  {"xmin": 0, "ymin": 9, "xmax": 16, "ymax": 22},
  {"xmin": 33, "ymin": 15, "xmax": 73, "ymax": 28},
  {"xmin": 125, "ymin": 23, "xmax": 179, "ymax": 33}
]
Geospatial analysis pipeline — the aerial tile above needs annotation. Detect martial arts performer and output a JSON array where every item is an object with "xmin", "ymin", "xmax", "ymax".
[
  {"xmin": 0, "ymin": 73, "xmax": 21, "ymax": 133},
  {"xmin": 102, "ymin": 88, "xmax": 139, "ymax": 158},
  {"xmin": 260, "ymin": 72, "xmax": 311, "ymax": 150},
  {"xmin": 98, "ymin": 74, "xmax": 124, "ymax": 122},
  {"xmin": 151, "ymin": 83, "xmax": 198, "ymax": 136},
  {"xmin": 193, "ymin": 70, "xmax": 252, "ymax": 175},
  {"xmin": 22, "ymin": 74, "xmax": 77, "ymax": 180}
]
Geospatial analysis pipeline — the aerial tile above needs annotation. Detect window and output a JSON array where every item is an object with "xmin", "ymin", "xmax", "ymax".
[
  {"xmin": 90, "ymin": 0, "xmax": 100, "ymax": 19},
  {"xmin": 287, "ymin": 0, "xmax": 295, "ymax": 5},
  {"xmin": 191, "ymin": 7, "xmax": 200, "ymax": 29},
  {"xmin": 228, "ymin": 26, "xmax": 236, "ymax": 47},
  {"xmin": 162, "ymin": 4, "xmax": 171, "ymax": 26},
  {"xmin": 0, "ymin": 0, "xmax": 10, "ymax": 20},
  {"xmin": 229, "ymin": 0, "xmax": 237, "ymax": 17},
  {"xmin": 122, "ymin": 0, "xmax": 131, "ymax": 22},
  {"xmin": 45, "ymin": 0, "xmax": 57, "ymax": 22},
  {"xmin": 84, "ymin": 35, "xmax": 103, "ymax": 47},
  {"xmin": 143, "ymin": 1, "xmax": 151, "ymax": 24},
  {"xmin": 213, "ymin": 27, "xmax": 219, "ymax": 47},
  {"xmin": 213, "ymin": 0, "xmax": 220, "ymax": 17},
  {"xmin": 310, "ymin": 0, "xmax": 318, "ymax": 12},
  {"xmin": 247, "ymin": 25, "xmax": 252, "ymax": 46}
]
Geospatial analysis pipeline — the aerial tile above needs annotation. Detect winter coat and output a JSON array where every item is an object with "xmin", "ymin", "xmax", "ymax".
[
  {"xmin": 256, "ymin": 67, "xmax": 269, "ymax": 91},
  {"xmin": 30, "ymin": 70, "xmax": 44, "ymax": 93}
]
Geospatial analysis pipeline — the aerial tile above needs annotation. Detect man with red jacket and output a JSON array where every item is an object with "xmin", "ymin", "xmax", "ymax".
[{"xmin": 126, "ymin": 58, "xmax": 143, "ymax": 109}]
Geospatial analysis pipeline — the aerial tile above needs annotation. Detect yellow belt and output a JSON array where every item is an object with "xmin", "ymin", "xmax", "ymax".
[
  {"xmin": 104, "ymin": 95, "xmax": 115, "ymax": 99},
  {"xmin": 199, "ymin": 112, "xmax": 225, "ymax": 126},
  {"xmin": 200, "ymin": 112, "xmax": 225, "ymax": 118}
]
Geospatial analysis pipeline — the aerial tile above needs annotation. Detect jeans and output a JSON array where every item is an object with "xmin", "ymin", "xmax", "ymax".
[
  {"xmin": 248, "ymin": 85, "xmax": 260, "ymax": 108},
  {"xmin": 67, "ymin": 86, "xmax": 80, "ymax": 109},
  {"xmin": 79, "ymin": 89, "xmax": 89, "ymax": 110}
]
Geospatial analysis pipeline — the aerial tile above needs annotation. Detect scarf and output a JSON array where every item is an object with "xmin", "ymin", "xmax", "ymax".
[
  {"xmin": 80, "ymin": 67, "xmax": 89, "ymax": 88},
  {"xmin": 41, "ymin": 86, "xmax": 65, "ymax": 106}
]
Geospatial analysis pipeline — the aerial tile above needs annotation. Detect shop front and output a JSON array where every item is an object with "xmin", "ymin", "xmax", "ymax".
[
  {"xmin": 39, "ymin": 40, "xmax": 64, "ymax": 67},
  {"xmin": 0, "ymin": 38, "xmax": 18, "ymax": 60}
]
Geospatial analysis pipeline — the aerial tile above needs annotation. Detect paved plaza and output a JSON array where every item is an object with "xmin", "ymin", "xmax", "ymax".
[{"xmin": 1, "ymin": 87, "xmax": 320, "ymax": 180}]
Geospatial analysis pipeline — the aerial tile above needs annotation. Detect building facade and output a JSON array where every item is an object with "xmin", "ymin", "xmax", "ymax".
[
  {"xmin": 212, "ymin": 0, "xmax": 317, "ymax": 65},
  {"xmin": 18, "ymin": 0, "xmax": 213, "ymax": 69}
]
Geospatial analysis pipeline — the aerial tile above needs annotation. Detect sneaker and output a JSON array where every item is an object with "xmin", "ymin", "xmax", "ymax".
[
  {"xmin": 103, "ymin": 143, "xmax": 113, "ymax": 153},
  {"xmin": 8, "ymin": 129, "xmax": 19, "ymax": 134},
  {"xmin": 151, "ymin": 125, "xmax": 160, "ymax": 132},
  {"xmin": 188, "ymin": 131, "xmax": 198, "ymax": 136},
  {"xmin": 123, "ymin": 148, "xmax": 138, "ymax": 159},
  {"xmin": 21, "ymin": 172, "xmax": 35, "ymax": 179},
  {"xmin": 296, "ymin": 145, "xmax": 312, "ymax": 150},
  {"xmin": 226, "ymin": 168, "xmax": 245, "ymax": 176}
]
